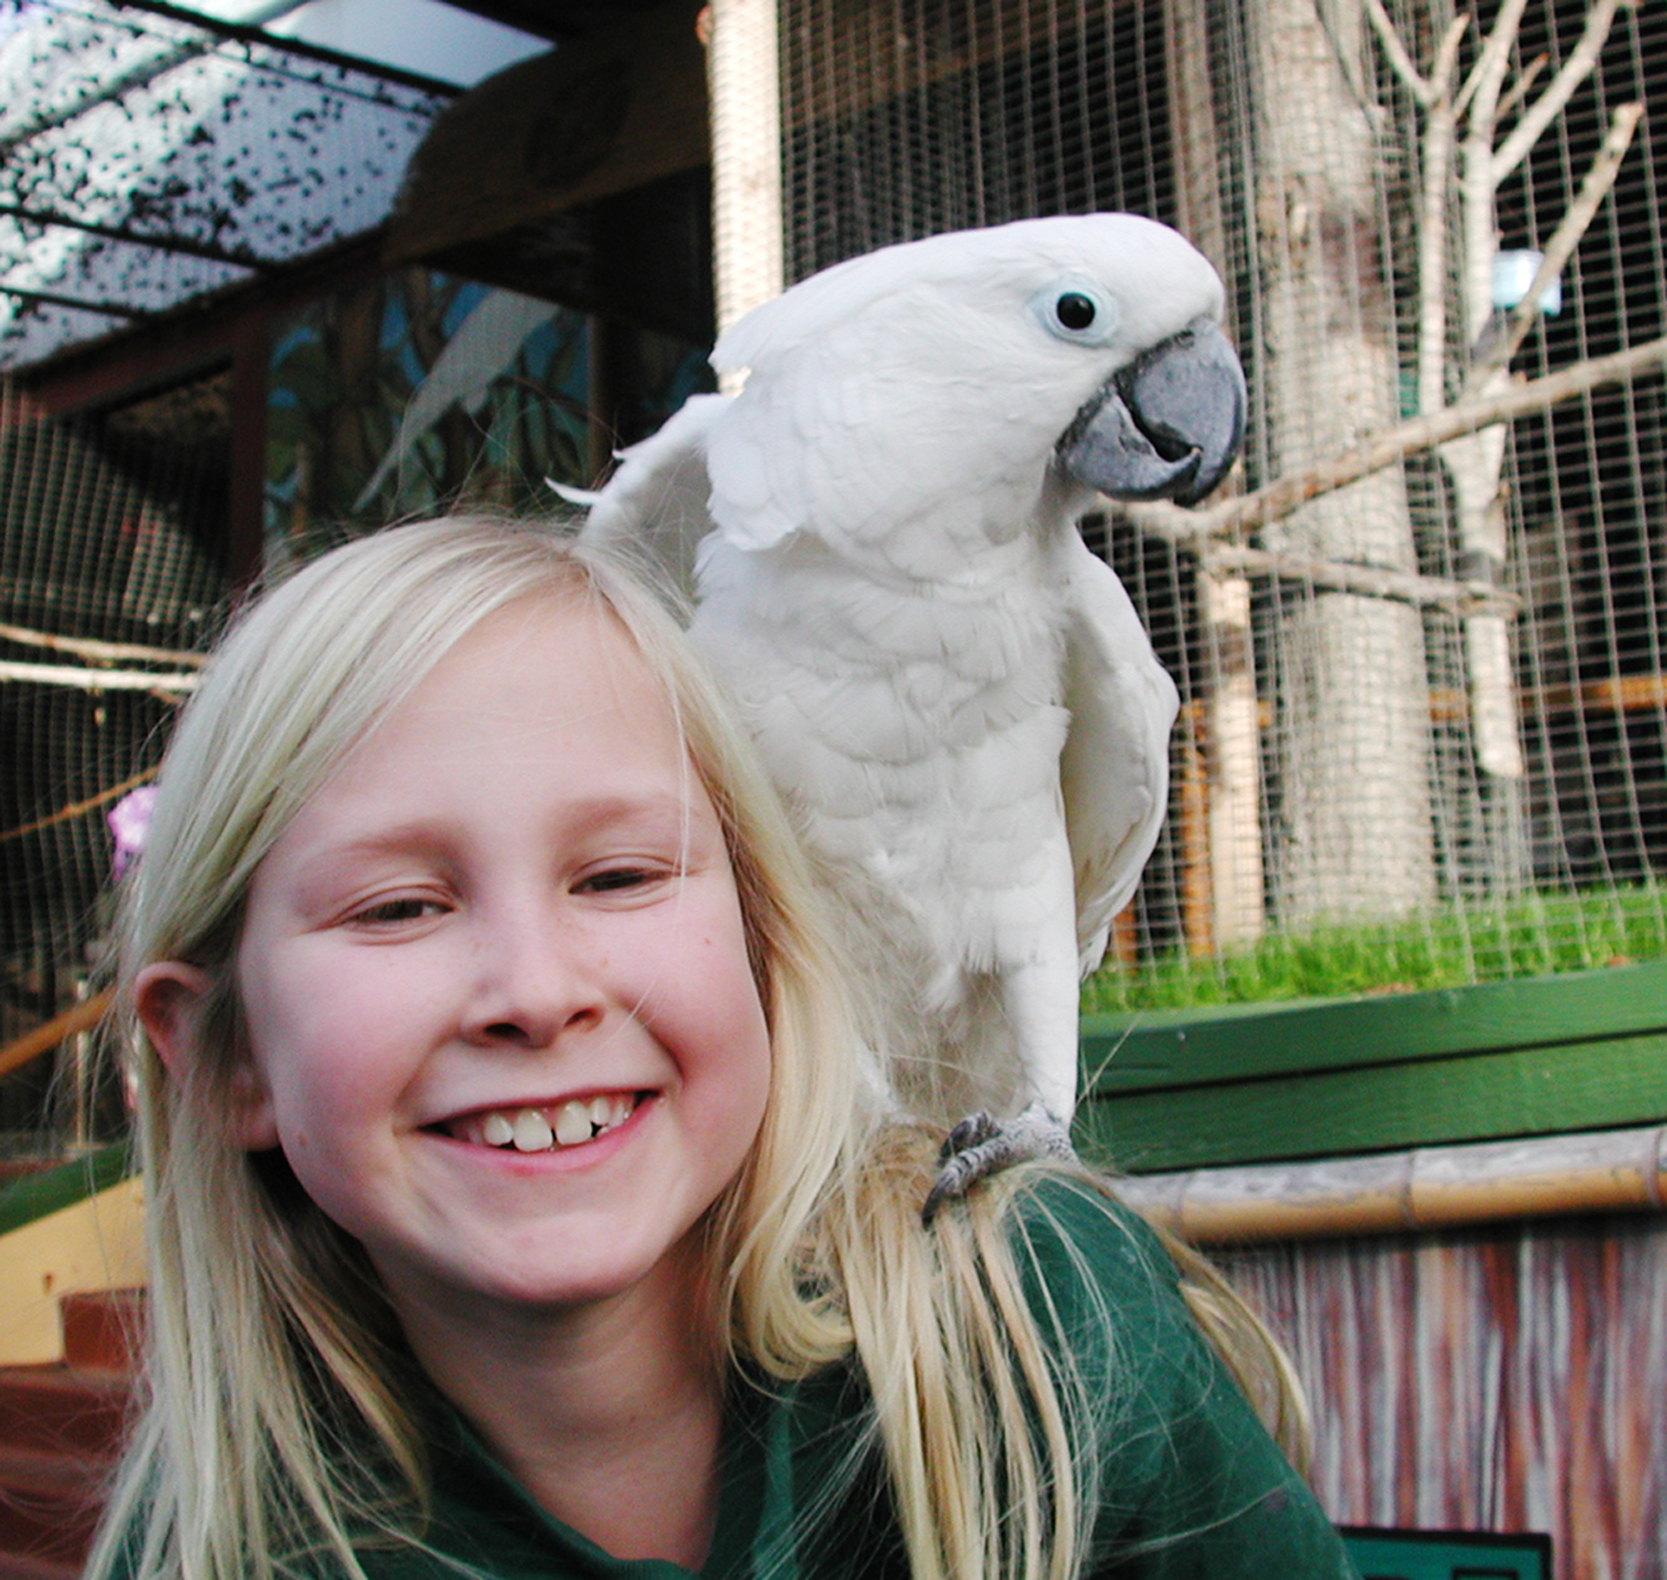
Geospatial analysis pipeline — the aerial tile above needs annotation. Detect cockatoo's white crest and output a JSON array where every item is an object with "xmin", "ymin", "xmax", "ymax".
[{"xmin": 582, "ymin": 214, "xmax": 1244, "ymax": 1144}]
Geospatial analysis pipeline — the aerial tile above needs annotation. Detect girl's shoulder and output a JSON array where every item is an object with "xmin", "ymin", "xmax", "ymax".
[
  {"xmin": 1005, "ymin": 1170, "xmax": 1261, "ymax": 1458},
  {"xmin": 1004, "ymin": 1171, "xmax": 1192, "ymax": 1334},
  {"xmin": 1004, "ymin": 1170, "xmax": 1361, "ymax": 1579}
]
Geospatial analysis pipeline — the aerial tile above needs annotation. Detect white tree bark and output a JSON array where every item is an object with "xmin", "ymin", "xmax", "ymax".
[{"xmin": 1252, "ymin": 0, "xmax": 1436, "ymax": 923}]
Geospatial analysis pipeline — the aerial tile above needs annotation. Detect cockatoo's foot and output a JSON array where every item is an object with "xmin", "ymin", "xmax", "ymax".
[{"xmin": 921, "ymin": 1101, "xmax": 1076, "ymax": 1225}]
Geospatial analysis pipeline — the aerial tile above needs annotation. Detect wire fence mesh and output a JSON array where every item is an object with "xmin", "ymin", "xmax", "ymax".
[
  {"xmin": 4, "ymin": 0, "xmax": 1667, "ymax": 1147},
  {"xmin": 779, "ymin": 0, "xmax": 1667, "ymax": 1007},
  {"xmin": 0, "ymin": 376, "xmax": 223, "ymax": 1145}
]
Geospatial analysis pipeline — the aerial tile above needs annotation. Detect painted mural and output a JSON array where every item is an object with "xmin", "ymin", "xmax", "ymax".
[
  {"xmin": 1223, "ymin": 1215, "xmax": 1667, "ymax": 1579},
  {"xmin": 263, "ymin": 268, "xmax": 589, "ymax": 561},
  {"xmin": 263, "ymin": 265, "xmax": 712, "ymax": 565}
]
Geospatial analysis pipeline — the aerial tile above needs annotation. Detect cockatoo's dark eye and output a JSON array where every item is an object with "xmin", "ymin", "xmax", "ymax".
[
  {"xmin": 1032, "ymin": 279, "xmax": 1119, "ymax": 345},
  {"xmin": 1056, "ymin": 293, "xmax": 1096, "ymax": 330}
]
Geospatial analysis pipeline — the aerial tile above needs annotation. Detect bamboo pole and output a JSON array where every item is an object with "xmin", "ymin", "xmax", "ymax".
[
  {"xmin": 0, "ymin": 659, "xmax": 197, "ymax": 693},
  {"xmin": 0, "ymin": 990, "xmax": 113, "ymax": 1083},
  {"xmin": 1117, "ymin": 1125, "xmax": 1667, "ymax": 1244}
]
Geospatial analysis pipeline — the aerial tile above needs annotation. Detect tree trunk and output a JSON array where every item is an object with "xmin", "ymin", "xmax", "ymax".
[{"xmin": 1251, "ymin": 0, "xmax": 1436, "ymax": 924}]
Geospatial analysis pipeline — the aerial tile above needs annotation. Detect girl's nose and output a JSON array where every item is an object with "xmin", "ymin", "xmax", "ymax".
[{"xmin": 460, "ymin": 906, "xmax": 605, "ymax": 1049}]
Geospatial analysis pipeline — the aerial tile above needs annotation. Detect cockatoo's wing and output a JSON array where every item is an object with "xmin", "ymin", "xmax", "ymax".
[
  {"xmin": 580, "ymin": 392, "xmax": 730, "ymax": 605},
  {"xmin": 1061, "ymin": 531, "xmax": 1180, "ymax": 975}
]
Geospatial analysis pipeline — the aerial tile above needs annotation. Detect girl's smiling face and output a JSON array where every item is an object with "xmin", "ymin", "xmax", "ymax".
[{"xmin": 227, "ymin": 596, "xmax": 773, "ymax": 1328}]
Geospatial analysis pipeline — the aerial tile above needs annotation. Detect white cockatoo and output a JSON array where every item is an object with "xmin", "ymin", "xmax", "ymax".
[{"xmin": 579, "ymin": 214, "xmax": 1244, "ymax": 1211}]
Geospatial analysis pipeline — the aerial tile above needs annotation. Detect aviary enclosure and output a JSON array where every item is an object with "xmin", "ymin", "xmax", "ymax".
[
  {"xmin": 0, "ymin": 0, "xmax": 1662, "ymax": 1569},
  {"xmin": 777, "ymin": 0, "xmax": 1667, "ymax": 1009},
  {"xmin": 3, "ymin": 0, "xmax": 1665, "ymax": 1069}
]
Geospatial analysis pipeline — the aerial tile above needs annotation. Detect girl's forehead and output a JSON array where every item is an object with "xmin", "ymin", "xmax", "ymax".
[
  {"xmin": 252, "ymin": 592, "xmax": 721, "ymax": 882},
  {"xmin": 316, "ymin": 593, "xmax": 696, "ymax": 802},
  {"xmin": 436, "ymin": 594, "xmax": 666, "ymax": 711}
]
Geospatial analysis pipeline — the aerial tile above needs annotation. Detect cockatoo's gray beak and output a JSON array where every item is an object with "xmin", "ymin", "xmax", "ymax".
[{"xmin": 1056, "ymin": 317, "xmax": 1246, "ymax": 505}]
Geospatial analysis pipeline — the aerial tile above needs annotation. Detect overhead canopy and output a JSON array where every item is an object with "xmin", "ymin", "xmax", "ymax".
[{"xmin": 0, "ymin": 0, "xmax": 590, "ymax": 372}]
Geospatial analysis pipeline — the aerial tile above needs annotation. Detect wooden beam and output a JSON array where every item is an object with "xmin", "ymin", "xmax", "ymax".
[
  {"xmin": 17, "ymin": 233, "xmax": 384, "ymax": 418},
  {"xmin": 1117, "ymin": 1124, "xmax": 1667, "ymax": 1243},
  {"xmin": 384, "ymin": 0, "xmax": 709, "ymax": 268},
  {"xmin": 1077, "ymin": 960, "xmax": 1667, "ymax": 1173},
  {"xmin": 0, "ymin": 991, "xmax": 112, "ymax": 1084}
]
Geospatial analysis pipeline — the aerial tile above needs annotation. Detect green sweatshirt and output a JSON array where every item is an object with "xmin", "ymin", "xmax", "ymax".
[{"xmin": 344, "ymin": 1180, "xmax": 1358, "ymax": 1580}]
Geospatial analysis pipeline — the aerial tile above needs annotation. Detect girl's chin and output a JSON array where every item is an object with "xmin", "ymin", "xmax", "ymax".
[{"xmin": 381, "ymin": 1232, "xmax": 711, "ymax": 1325}]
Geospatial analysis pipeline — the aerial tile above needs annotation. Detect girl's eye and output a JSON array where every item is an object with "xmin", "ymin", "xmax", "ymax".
[
  {"xmin": 349, "ymin": 896, "xmax": 444, "ymax": 926},
  {"xmin": 576, "ymin": 865, "xmax": 663, "ymax": 895}
]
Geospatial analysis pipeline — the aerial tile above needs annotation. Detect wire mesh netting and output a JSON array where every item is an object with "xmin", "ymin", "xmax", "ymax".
[
  {"xmin": 0, "ymin": 375, "xmax": 224, "ymax": 1144},
  {"xmin": 778, "ymin": 0, "xmax": 1667, "ymax": 1007},
  {"xmin": 4, "ymin": 0, "xmax": 1667, "ymax": 1137}
]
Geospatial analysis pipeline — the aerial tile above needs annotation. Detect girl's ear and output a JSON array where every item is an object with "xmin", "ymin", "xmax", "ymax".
[{"xmin": 133, "ymin": 962, "xmax": 279, "ymax": 1151}]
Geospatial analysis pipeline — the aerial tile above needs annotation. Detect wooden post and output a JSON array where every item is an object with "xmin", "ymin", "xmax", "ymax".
[
  {"xmin": 1164, "ymin": 0, "xmax": 1264, "ymax": 953},
  {"xmin": 1178, "ymin": 706, "xmax": 1213, "ymax": 958},
  {"xmin": 1200, "ymin": 570, "xmax": 1267, "ymax": 949},
  {"xmin": 706, "ymin": 0, "xmax": 784, "ymax": 368}
]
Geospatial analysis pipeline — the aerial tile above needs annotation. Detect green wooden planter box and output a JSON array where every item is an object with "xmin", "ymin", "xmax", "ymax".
[
  {"xmin": 1075, "ymin": 959, "xmax": 1667, "ymax": 1174},
  {"xmin": 0, "ymin": 1141, "xmax": 132, "ymax": 1237}
]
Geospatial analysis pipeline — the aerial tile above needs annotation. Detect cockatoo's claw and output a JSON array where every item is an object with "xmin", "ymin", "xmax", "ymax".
[
  {"xmin": 922, "ymin": 1102, "xmax": 1076, "ymax": 1226},
  {"xmin": 937, "ymin": 1108, "xmax": 1001, "ymax": 1162}
]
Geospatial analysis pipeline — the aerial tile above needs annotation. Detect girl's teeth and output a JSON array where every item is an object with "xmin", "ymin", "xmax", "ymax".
[
  {"xmin": 462, "ymin": 1095, "xmax": 637, "ymax": 1152},
  {"xmin": 512, "ymin": 1108, "xmax": 554, "ymax": 1152},
  {"xmin": 554, "ymin": 1101, "xmax": 593, "ymax": 1146}
]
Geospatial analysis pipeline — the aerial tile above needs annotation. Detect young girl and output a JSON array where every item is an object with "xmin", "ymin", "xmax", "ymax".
[{"xmin": 91, "ymin": 517, "xmax": 1356, "ymax": 1580}]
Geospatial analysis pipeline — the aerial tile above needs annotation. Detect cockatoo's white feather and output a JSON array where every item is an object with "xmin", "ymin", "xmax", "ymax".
[{"xmin": 583, "ymin": 214, "xmax": 1243, "ymax": 1135}]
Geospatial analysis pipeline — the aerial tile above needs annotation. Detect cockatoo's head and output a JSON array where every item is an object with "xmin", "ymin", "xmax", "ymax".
[
  {"xmin": 712, "ymin": 215, "xmax": 1245, "ymax": 536},
  {"xmin": 1044, "ymin": 278, "xmax": 1244, "ymax": 506}
]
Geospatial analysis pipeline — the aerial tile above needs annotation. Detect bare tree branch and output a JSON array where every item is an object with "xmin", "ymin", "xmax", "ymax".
[
  {"xmin": 1456, "ymin": 0, "xmax": 1530, "ymax": 124},
  {"xmin": 1494, "ymin": 50, "xmax": 1547, "ymax": 123},
  {"xmin": 1469, "ymin": 101, "xmax": 1643, "ymax": 386},
  {"xmin": 1493, "ymin": 0, "xmax": 1628, "ymax": 181},
  {"xmin": 0, "ymin": 619, "xmax": 207, "ymax": 669},
  {"xmin": 0, "ymin": 771, "xmax": 155, "ymax": 847},
  {"xmin": 1431, "ymin": 14, "xmax": 1473, "ymax": 102},
  {"xmin": 1122, "ymin": 333, "xmax": 1667, "ymax": 544},
  {"xmin": 1409, "ymin": 16, "xmax": 1480, "ymax": 418},
  {"xmin": 1200, "ymin": 542, "xmax": 1521, "ymax": 616},
  {"xmin": 1417, "ymin": 95, "xmax": 1458, "ymax": 413},
  {"xmin": 1362, "ymin": 0, "xmax": 1431, "ymax": 101},
  {"xmin": 0, "ymin": 659, "xmax": 198, "ymax": 693}
]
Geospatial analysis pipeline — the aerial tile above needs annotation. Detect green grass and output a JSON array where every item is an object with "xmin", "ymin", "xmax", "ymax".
[{"xmin": 1082, "ymin": 883, "xmax": 1667, "ymax": 1014}]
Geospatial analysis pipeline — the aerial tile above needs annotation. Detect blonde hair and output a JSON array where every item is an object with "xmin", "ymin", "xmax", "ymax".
[{"xmin": 91, "ymin": 516, "xmax": 1302, "ymax": 1580}]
